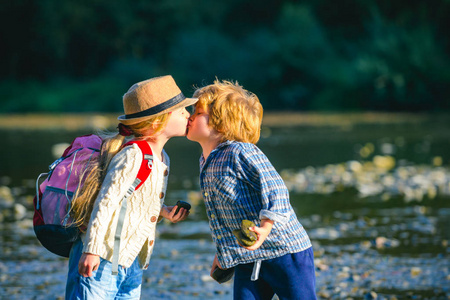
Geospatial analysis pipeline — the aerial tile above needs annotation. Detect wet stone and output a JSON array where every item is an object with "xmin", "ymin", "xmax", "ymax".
[
  {"xmin": 233, "ymin": 220, "xmax": 257, "ymax": 246},
  {"xmin": 241, "ymin": 220, "xmax": 257, "ymax": 241}
]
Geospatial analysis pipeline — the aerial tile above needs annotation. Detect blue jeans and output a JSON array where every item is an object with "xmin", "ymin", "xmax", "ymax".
[
  {"xmin": 234, "ymin": 248, "xmax": 317, "ymax": 300},
  {"xmin": 65, "ymin": 239, "xmax": 143, "ymax": 300}
]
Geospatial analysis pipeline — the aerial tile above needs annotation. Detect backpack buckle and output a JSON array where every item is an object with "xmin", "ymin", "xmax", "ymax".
[{"xmin": 144, "ymin": 154, "xmax": 153, "ymax": 169}]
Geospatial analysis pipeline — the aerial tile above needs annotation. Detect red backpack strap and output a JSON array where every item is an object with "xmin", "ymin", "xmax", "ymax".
[{"xmin": 123, "ymin": 140, "xmax": 153, "ymax": 190}]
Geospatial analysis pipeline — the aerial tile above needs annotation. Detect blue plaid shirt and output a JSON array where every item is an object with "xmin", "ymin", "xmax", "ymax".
[{"xmin": 199, "ymin": 141, "xmax": 312, "ymax": 269}]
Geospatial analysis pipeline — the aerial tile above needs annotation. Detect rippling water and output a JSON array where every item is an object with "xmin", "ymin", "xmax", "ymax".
[{"xmin": 1, "ymin": 114, "xmax": 449, "ymax": 299}]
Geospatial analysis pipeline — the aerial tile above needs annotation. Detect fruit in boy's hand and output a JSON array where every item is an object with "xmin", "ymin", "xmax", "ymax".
[
  {"xmin": 233, "ymin": 220, "xmax": 256, "ymax": 247},
  {"xmin": 174, "ymin": 200, "xmax": 191, "ymax": 215}
]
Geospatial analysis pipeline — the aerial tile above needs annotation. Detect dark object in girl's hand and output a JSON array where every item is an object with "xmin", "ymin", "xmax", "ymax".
[{"xmin": 174, "ymin": 200, "xmax": 191, "ymax": 215}]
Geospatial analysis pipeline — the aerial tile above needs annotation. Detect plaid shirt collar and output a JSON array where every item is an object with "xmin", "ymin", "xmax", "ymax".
[{"xmin": 199, "ymin": 140, "xmax": 233, "ymax": 171}]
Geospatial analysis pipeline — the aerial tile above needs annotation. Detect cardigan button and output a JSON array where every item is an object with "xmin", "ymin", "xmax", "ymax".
[
  {"xmin": 164, "ymin": 169, "xmax": 169, "ymax": 176},
  {"xmin": 151, "ymin": 216, "xmax": 157, "ymax": 222},
  {"xmin": 149, "ymin": 240, "xmax": 154, "ymax": 246},
  {"xmin": 159, "ymin": 192, "xmax": 165, "ymax": 199},
  {"xmin": 204, "ymin": 192, "xmax": 208, "ymax": 197}
]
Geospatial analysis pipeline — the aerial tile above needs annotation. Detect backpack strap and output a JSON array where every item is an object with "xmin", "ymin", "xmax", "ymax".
[
  {"xmin": 124, "ymin": 140, "xmax": 153, "ymax": 190},
  {"xmin": 112, "ymin": 140, "xmax": 153, "ymax": 275}
]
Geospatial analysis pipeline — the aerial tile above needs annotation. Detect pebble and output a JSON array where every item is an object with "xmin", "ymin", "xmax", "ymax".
[
  {"xmin": 0, "ymin": 160, "xmax": 448, "ymax": 299},
  {"xmin": 281, "ymin": 158, "xmax": 450, "ymax": 201},
  {"xmin": 13, "ymin": 203, "xmax": 27, "ymax": 220},
  {"xmin": 365, "ymin": 291, "xmax": 378, "ymax": 299},
  {"xmin": 0, "ymin": 186, "xmax": 14, "ymax": 205}
]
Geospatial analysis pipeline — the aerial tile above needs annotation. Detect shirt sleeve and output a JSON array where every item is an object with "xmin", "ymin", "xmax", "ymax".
[
  {"xmin": 82, "ymin": 145, "xmax": 142, "ymax": 255},
  {"xmin": 236, "ymin": 144, "xmax": 290, "ymax": 225}
]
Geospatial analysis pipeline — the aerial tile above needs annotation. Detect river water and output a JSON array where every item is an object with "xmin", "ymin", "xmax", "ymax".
[{"xmin": 0, "ymin": 114, "xmax": 449, "ymax": 299}]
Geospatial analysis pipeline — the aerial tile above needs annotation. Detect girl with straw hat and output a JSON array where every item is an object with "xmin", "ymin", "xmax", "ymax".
[{"xmin": 65, "ymin": 75, "xmax": 197, "ymax": 299}]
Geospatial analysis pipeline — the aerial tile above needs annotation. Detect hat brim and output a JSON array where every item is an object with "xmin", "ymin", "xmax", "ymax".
[{"xmin": 118, "ymin": 97, "xmax": 198, "ymax": 125}]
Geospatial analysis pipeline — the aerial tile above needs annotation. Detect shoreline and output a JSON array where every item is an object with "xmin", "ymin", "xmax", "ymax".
[{"xmin": 0, "ymin": 112, "xmax": 442, "ymax": 130}]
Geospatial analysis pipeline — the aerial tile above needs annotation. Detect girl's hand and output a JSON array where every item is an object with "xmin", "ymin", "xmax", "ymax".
[
  {"xmin": 243, "ymin": 219, "xmax": 274, "ymax": 251},
  {"xmin": 159, "ymin": 205, "xmax": 190, "ymax": 223},
  {"xmin": 78, "ymin": 253, "xmax": 100, "ymax": 277},
  {"xmin": 210, "ymin": 253, "xmax": 223, "ymax": 277}
]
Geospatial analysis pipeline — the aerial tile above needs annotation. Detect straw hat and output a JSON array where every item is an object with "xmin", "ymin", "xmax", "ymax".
[{"xmin": 118, "ymin": 75, "xmax": 198, "ymax": 125}]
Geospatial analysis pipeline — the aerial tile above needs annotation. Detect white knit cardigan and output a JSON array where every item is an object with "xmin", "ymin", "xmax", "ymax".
[{"xmin": 82, "ymin": 143, "xmax": 169, "ymax": 269}]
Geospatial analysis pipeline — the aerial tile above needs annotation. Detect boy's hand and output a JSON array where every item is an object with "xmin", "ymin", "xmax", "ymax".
[
  {"xmin": 78, "ymin": 253, "xmax": 100, "ymax": 277},
  {"xmin": 242, "ymin": 219, "xmax": 274, "ymax": 251},
  {"xmin": 210, "ymin": 253, "xmax": 223, "ymax": 277},
  {"xmin": 160, "ymin": 205, "xmax": 190, "ymax": 223}
]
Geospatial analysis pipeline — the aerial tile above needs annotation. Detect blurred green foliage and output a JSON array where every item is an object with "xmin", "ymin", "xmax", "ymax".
[{"xmin": 0, "ymin": 0, "xmax": 449, "ymax": 112}]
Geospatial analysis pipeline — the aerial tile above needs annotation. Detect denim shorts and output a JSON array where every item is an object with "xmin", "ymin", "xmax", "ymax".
[
  {"xmin": 65, "ymin": 239, "xmax": 143, "ymax": 300},
  {"xmin": 234, "ymin": 247, "xmax": 317, "ymax": 300}
]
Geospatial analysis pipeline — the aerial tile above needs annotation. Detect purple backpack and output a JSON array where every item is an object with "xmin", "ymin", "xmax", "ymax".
[
  {"xmin": 33, "ymin": 135, "xmax": 153, "ymax": 267},
  {"xmin": 33, "ymin": 134, "xmax": 102, "ymax": 257}
]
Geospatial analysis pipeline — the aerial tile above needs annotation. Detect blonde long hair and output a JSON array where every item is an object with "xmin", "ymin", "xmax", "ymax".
[{"xmin": 70, "ymin": 114, "xmax": 170, "ymax": 230}]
